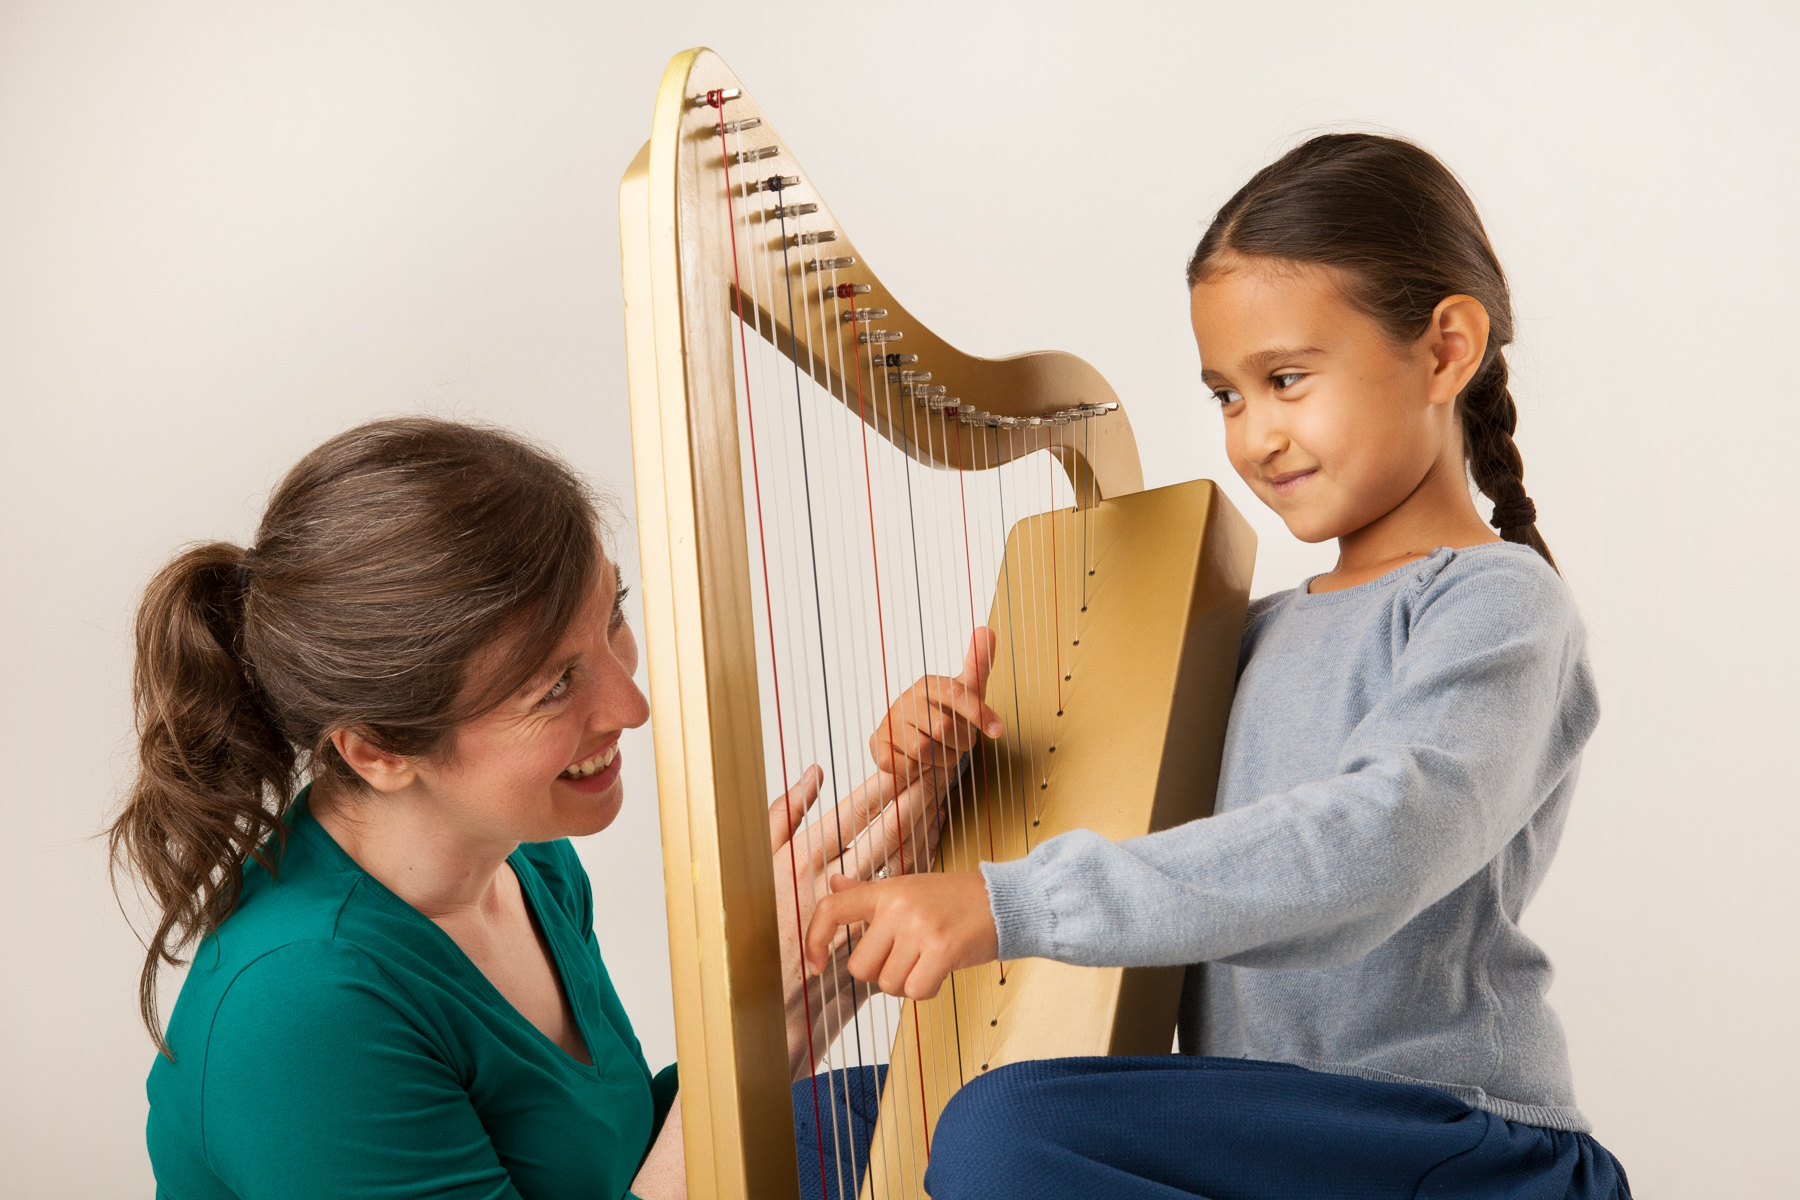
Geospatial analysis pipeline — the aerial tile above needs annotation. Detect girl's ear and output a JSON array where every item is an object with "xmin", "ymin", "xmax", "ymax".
[
  {"xmin": 1423, "ymin": 294, "xmax": 1491, "ymax": 406},
  {"xmin": 330, "ymin": 727, "xmax": 418, "ymax": 794}
]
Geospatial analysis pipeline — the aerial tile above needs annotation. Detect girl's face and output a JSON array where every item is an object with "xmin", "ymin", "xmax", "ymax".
[
  {"xmin": 411, "ymin": 557, "xmax": 651, "ymax": 845},
  {"xmin": 1189, "ymin": 254, "xmax": 1459, "ymax": 545}
]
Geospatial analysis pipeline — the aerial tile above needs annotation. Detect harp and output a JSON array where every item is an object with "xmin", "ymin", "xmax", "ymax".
[{"xmin": 620, "ymin": 48, "xmax": 1254, "ymax": 1199}]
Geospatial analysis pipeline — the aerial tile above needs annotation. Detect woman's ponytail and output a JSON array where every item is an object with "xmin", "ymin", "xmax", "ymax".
[
  {"xmin": 110, "ymin": 542, "xmax": 296, "ymax": 1057},
  {"xmin": 1459, "ymin": 354, "xmax": 1557, "ymax": 570}
]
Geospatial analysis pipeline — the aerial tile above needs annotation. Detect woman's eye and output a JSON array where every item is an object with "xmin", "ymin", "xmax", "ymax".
[
  {"xmin": 611, "ymin": 584, "xmax": 631, "ymax": 630},
  {"xmin": 539, "ymin": 670, "xmax": 575, "ymax": 707},
  {"xmin": 1272, "ymin": 373, "xmax": 1303, "ymax": 391},
  {"xmin": 1211, "ymin": 389, "xmax": 1243, "ymax": 407}
]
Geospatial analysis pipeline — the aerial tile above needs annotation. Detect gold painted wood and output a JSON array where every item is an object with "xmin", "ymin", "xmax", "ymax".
[
  {"xmin": 621, "ymin": 46, "xmax": 1255, "ymax": 1200},
  {"xmin": 859, "ymin": 479, "xmax": 1253, "ymax": 1198}
]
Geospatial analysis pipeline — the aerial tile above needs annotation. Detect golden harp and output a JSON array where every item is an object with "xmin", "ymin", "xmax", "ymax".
[{"xmin": 620, "ymin": 48, "xmax": 1255, "ymax": 1199}]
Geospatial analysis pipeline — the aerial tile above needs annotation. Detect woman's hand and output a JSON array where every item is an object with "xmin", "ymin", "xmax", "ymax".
[
  {"xmin": 871, "ymin": 628, "xmax": 1003, "ymax": 789},
  {"xmin": 768, "ymin": 765, "xmax": 944, "ymax": 1079},
  {"xmin": 803, "ymin": 872, "xmax": 999, "ymax": 1001}
]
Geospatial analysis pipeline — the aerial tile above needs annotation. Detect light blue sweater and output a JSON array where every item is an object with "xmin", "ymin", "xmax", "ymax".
[{"xmin": 982, "ymin": 542, "xmax": 1597, "ymax": 1132}]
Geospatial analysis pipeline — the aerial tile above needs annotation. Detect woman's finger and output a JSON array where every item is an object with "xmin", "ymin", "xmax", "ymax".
[{"xmin": 768, "ymin": 764, "xmax": 823, "ymax": 855}]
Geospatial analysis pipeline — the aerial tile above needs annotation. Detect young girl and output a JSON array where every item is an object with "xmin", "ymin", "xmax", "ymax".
[{"xmin": 806, "ymin": 133, "xmax": 1632, "ymax": 1198}]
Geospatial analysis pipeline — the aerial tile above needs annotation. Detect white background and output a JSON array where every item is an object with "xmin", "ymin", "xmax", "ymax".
[{"xmin": 2, "ymin": 2, "xmax": 1794, "ymax": 1195}]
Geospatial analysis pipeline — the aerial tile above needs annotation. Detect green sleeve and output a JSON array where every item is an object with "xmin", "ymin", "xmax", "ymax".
[
  {"xmin": 649, "ymin": 1063, "xmax": 679, "ymax": 1142},
  {"xmin": 200, "ymin": 941, "xmax": 524, "ymax": 1200}
]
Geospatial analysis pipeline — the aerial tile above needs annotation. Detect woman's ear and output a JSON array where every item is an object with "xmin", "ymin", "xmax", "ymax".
[
  {"xmin": 330, "ymin": 727, "xmax": 417, "ymax": 794},
  {"xmin": 1423, "ymin": 294, "xmax": 1490, "ymax": 407}
]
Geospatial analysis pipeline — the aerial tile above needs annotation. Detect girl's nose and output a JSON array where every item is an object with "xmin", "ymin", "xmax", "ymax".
[{"xmin": 1240, "ymin": 396, "xmax": 1289, "ymax": 464}]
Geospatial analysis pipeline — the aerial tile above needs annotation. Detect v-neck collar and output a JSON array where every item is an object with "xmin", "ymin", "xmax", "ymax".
[{"xmin": 291, "ymin": 792, "xmax": 603, "ymax": 1072}]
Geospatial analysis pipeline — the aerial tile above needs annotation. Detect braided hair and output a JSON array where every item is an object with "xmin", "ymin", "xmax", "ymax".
[{"xmin": 1187, "ymin": 133, "xmax": 1555, "ymax": 570}]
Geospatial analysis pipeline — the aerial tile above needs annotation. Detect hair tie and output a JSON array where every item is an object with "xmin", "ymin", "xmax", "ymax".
[
  {"xmin": 1489, "ymin": 496, "xmax": 1537, "ymax": 530},
  {"xmin": 236, "ymin": 547, "xmax": 257, "ymax": 592}
]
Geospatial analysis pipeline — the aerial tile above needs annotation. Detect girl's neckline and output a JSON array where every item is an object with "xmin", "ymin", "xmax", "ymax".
[{"xmin": 1294, "ymin": 541, "xmax": 1525, "ymax": 605}]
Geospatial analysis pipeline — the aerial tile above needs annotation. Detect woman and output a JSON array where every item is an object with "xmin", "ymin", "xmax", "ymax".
[{"xmin": 111, "ymin": 417, "xmax": 996, "ymax": 1199}]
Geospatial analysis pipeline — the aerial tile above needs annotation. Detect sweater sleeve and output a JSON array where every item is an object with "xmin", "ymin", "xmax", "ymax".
[
  {"xmin": 981, "ymin": 557, "xmax": 1599, "ymax": 970},
  {"xmin": 200, "ymin": 941, "xmax": 526, "ymax": 1200}
]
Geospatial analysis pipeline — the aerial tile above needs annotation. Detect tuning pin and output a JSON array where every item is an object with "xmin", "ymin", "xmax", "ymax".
[
  {"xmin": 841, "ymin": 308, "xmax": 888, "ymax": 323},
  {"xmin": 791, "ymin": 230, "xmax": 837, "ymax": 245},
  {"xmin": 829, "ymin": 283, "xmax": 872, "ymax": 299},
  {"xmin": 734, "ymin": 146, "xmax": 780, "ymax": 165},
  {"xmin": 889, "ymin": 370, "xmax": 930, "ymax": 383},
  {"xmin": 881, "ymin": 353, "xmax": 918, "ymax": 367},
  {"xmin": 859, "ymin": 329, "xmax": 904, "ymax": 344},
  {"xmin": 754, "ymin": 175, "xmax": 800, "ymax": 193},
  {"xmin": 770, "ymin": 202, "xmax": 816, "ymax": 218},
  {"xmin": 698, "ymin": 87, "xmax": 743, "ymax": 107},
  {"xmin": 720, "ymin": 118, "xmax": 762, "ymax": 134},
  {"xmin": 804, "ymin": 256, "xmax": 856, "ymax": 272}
]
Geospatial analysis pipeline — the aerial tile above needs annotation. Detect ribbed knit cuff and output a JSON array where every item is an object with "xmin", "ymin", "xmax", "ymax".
[{"xmin": 979, "ymin": 856, "xmax": 1059, "ymax": 961}]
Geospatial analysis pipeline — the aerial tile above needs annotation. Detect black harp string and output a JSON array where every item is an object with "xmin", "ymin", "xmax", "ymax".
[
  {"xmin": 891, "ymin": 339, "xmax": 963, "ymax": 1141},
  {"xmin": 791, "ymin": 207, "xmax": 872, "ymax": 1200},
  {"xmin": 715, "ymin": 115, "xmax": 832, "ymax": 1196},
  {"xmin": 864, "ymin": 330, "xmax": 932, "ymax": 1192},
  {"xmin": 910, "ymin": 389, "xmax": 969, "ymax": 1095}
]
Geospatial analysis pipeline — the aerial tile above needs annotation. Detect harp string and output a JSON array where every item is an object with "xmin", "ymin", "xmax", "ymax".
[
  {"xmin": 712, "ymin": 110, "xmax": 830, "ymax": 1196},
  {"xmin": 722, "ymin": 126, "xmax": 1085, "ymax": 1192}
]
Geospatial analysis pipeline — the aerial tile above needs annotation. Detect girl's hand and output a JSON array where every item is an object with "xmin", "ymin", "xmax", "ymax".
[
  {"xmin": 768, "ymin": 766, "xmax": 944, "ymax": 1078},
  {"xmin": 871, "ymin": 629, "xmax": 1003, "ymax": 789},
  {"xmin": 803, "ymin": 872, "xmax": 999, "ymax": 1001}
]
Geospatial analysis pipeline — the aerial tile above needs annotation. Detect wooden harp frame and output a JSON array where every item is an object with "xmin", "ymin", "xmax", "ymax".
[{"xmin": 621, "ymin": 47, "xmax": 1254, "ymax": 1200}]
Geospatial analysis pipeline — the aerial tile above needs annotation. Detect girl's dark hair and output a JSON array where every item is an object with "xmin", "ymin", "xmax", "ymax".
[
  {"xmin": 109, "ymin": 417, "xmax": 603, "ymax": 1054},
  {"xmin": 1187, "ymin": 132, "xmax": 1555, "ymax": 570}
]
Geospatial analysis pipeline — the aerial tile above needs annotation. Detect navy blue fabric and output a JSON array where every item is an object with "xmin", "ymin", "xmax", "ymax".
[
  {"xmin": 793, "ymin": 1065, "xmax": 888, "ymax": 1200},
  {"xmin": 923, "ymin": 1057, "xmax": 1631, "ymax": 1200}
]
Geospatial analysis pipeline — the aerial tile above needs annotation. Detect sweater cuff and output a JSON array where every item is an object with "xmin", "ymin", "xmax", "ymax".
[{"xmin": 980, "ymin": 856, "xmax": 1059, "ymax": 961}]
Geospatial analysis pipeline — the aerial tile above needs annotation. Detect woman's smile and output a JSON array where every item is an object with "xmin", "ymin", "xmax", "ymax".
[{"xmin": 559, "ymin": 738, "xmax": 623, "ymax": 792}]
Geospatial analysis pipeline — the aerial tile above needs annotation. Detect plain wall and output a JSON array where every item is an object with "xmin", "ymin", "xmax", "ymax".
[{"xmin": 2, "ymin": 2, "xmax": 1793, "ymax": 1194}]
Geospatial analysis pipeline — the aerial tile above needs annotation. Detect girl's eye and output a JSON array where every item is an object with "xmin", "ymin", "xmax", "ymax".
[
  {"xmin": 539, "ymin": 670, "xmax": 575, "ymax": 707},
  {"xmin": 1211, "ymin": 389, "xmax": 1243, "ymax": 407},
  {"xmin": 1272, "ymin": 373, "xmax": 1304, "ymax": 391}
]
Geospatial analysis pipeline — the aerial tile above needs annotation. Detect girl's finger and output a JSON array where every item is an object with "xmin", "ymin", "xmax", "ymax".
[
  {"xmin": 805, "ymin": 881, "xmax": 875, "ymax": 971},
  {"xmin": 875, "ymin": 943, "xmax": 921, "ymax": 998},
  {"xmin": 904, "ymin": 956, "xmax": 949, "ymax": 1001},
  {"xmin": 845, "ymin": 922, "xmax": 896, "ymax": 986}
]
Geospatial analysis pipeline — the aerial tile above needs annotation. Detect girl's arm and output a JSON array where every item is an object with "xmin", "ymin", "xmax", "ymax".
[
  {"xmin": 983, "ymin": 556, "xmax": 1597, "ymax": 971},
  {"xmin": 807, "ymin": 554, "xmax": 1598, "ymax": 994}
]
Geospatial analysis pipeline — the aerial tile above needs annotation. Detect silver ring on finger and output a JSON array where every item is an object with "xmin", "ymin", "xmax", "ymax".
[{"xmin": 876, "ymin": 865, "xmax": 890, "ymax": 880}]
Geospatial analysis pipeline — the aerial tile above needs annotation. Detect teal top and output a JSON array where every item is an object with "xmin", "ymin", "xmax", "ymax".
[{"xmin": 146, "ymin": 796, "xmax": 677, "ymax": 1199}]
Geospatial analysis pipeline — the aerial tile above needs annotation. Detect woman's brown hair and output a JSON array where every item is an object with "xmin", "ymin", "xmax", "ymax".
[
  {"xmin": 1187, "ymin": 132, "xmax": 1555, "ymax": 570},
  {"xmin": 109, "ymin": 416, "xmax": 603, "ymax": 1055}
]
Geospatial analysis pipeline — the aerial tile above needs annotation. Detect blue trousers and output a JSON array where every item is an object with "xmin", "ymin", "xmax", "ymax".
[{"xmin": 794, "ymin": 1058, "xmax": 1631, "ymax": 1199}]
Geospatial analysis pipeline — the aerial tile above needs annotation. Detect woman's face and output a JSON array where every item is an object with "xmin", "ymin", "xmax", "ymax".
[
  {"xmin": 1188, "ymin": 254, "xmax": 1450, "ymax": 545},
  {"xmin": 416, "ymin": 555, "xmax": 651, "ymax": 846}
]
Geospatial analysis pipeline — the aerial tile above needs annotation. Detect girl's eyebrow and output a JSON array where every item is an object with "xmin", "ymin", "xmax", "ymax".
[
  {"xmin": 1202, "ymin": 345, "xmax": 1325, "ymax": 388},
  {"xmin": 1243, "ymin": 345, "xmax": 1323, "ymax": 370}
]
